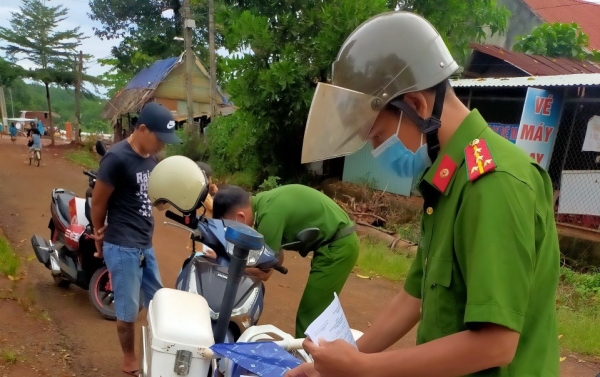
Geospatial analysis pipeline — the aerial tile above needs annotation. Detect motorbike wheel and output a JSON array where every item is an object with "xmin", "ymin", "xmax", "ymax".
[
  {"xmin": 89, "ymin": 267, "xmax": 143, "ymax": 321},
  {"xmin": 89, "ymin": 267, "xmax": 117, "ymax": 321}
]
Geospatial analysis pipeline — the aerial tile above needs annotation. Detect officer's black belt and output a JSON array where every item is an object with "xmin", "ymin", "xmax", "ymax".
[{"xmin": 330, "ymin": 223, "xmax": 356, "ymax": 243}]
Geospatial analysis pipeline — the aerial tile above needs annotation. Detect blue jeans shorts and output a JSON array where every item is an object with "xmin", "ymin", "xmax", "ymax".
[{"xmin": 103, "ymin": 242, "xmax": 163, "ymax": 322}]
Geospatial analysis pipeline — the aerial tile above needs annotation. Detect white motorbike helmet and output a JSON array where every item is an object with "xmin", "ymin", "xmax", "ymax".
[{"xmin": 148, "ymin": 155, "xmax": 209, "ymax": 213}]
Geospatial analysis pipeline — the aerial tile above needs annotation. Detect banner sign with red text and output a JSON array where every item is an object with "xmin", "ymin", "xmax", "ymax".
[{"xmin": 515, "ymin": 88, "xmax": 564, "ymax": 170}]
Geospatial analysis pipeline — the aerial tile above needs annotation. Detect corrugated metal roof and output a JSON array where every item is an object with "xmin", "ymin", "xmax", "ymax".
[
  {"xmin": 522, "ymin": 0, "xmax": 600, "ymax": 50},
  {"xmin": 451, "ymin": 73, "xmax": 600, "ymax": 87},
  {"xmin": 469, "ymin": 43, "xmax": 600, "ymax": 75}
]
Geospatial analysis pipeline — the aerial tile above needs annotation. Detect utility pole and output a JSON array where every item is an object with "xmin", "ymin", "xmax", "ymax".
[
  {"xmin": 0, "ymin": 86, "xmax": 8, "ymax": 130},
  {"xmin": 209, "ymin": 0, "xmax": 216, "ymax": 122},
  {"xmin": 8, "ymin": 88, "xmax": 14, "ymax": 117},
  {"xmin": 8, "ymin": 88, "xmax": 15, "ymax": 118},
  {"xmin": 183, "ymin": 0, "xmax": 196, "ymax": 130},
  {"xmin": 74, "ymin": 50, "xmax": 83, "ymax": 141}
]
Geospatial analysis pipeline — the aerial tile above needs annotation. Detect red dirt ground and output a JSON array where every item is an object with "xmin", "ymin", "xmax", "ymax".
[{"xmin": 0, "ymin": 135, "xmax": 598, "ymax": 376}]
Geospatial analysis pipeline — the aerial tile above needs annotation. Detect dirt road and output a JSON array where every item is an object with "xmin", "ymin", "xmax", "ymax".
[{"xmin": 0, "ymin": 136, "xmax": 598, "ymax": 376}]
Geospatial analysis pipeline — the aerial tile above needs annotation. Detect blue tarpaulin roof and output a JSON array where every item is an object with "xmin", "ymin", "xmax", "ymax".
[
  {"xmin": 120, "ymin": 55, "xmax": 234, "ymax": 106},
  {"xmin": 124, "ymin": 57, "xmax": 179, "ymax": 90}
]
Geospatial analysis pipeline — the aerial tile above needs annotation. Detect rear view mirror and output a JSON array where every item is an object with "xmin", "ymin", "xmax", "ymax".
[
  {"xmin": 95, "ymin": 140, "xmax": 107, "ymax": 157},
  {"xmin": 281, "ymin": 228, "xmax": 320, "ymax": 250},
  {"xmin": 295, "ymin": 228, "xmax": 320, "ymax": 244}
]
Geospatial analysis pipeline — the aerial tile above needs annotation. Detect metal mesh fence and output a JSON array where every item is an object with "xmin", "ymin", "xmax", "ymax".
[
  {"xmin": 458, "ymin": 87, "xmax": 600, "ymax": 232},
  {"xmin": 549, "ymin": 100, "xmax": 600, "ymax": 231}
]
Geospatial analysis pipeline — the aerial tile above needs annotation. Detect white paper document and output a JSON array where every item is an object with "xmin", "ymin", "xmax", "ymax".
[{"xmin": 304, "ymin": 293, "xmax": 357, "ymax": 348}]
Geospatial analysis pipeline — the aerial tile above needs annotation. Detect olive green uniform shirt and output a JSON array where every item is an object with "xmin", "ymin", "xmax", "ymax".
[
  {"xmin": 251, "ymin": 184, "xmax": 353, "ymax": 256},
  {"xmin": 403, "ymin": 110, "xmax": 560, "ymax": 376}
]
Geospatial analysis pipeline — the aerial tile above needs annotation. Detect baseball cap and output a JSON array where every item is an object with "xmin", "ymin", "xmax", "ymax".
[{"xmin": 137, "ymin": 102, "xmax": 182, "ymax": 144}]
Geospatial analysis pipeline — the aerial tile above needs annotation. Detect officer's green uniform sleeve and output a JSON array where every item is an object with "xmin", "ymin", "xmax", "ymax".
[
  {"xmin": 404, "ymin": 247, "xmax": 424, "ymax": 299},
  {"xmin": 455, "ymin": 172, "xmax": 536, "ymax": 333},
  {"xmin": 255, "ymin": 213, "xmax": 286, "ymax": 253}
]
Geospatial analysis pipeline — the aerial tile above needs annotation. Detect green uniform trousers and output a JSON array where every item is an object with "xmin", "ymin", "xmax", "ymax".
[{"xmin": 295, "ymin": 232, "xmax": 360, "ymax": 338}]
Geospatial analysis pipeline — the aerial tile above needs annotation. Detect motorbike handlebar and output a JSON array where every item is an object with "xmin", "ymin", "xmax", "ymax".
[
  {"xmin": 165, "ymin": 210, "xmax": 185, "ymax": 224},
  {"xmin": 164, "ymin": 210, "xmax": 198, "ymax": 229},
  {"xmin": 274, "ymin": 265, "xmax": 288, "ymax": 274},
  {"xmin": 83, "ymin": 171, "xmax": 97, "ymax": 179}
]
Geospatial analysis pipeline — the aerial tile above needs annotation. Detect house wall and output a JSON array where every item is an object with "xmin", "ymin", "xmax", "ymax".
[
  {"xmin": 21, "ymin": 111, "xmax": 56, "ymax": 128},
  {"xmin": 154, "ymin": 63, "xmax": 221, "ymax": 119},
  {"xmin": 484, "ymin": 0, "xmax": 542, "ymax": 49},
  {"xmin": 154, "ymin": 98, "xmax": 178, "ymax": 111}
]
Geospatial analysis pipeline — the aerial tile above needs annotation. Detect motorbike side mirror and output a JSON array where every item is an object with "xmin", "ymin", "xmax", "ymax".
[
  {"xmin": 95, "ymin": 140, "xmax": 107, "ymax": 157},
  {"xmin": 295, "ymin": 228, "xmax": 320, "ymax": 243},
  {"xmin": 281, "ymin": 227, "xmax": 320, "ymax": 249}
]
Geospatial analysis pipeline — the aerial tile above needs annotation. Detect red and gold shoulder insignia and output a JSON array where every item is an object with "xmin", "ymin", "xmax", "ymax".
[
  {"xmin": 432, "ymin": 154, "xmax": 457, "ymax": 193},
  {"xmin": 465, "ymin": 138, "xmax": 496, "ymax": 181}
]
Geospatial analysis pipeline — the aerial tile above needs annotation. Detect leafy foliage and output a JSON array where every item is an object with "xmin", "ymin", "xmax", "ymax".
[
  {"xmin": 0, "ymin": 0, "xmax": 89, "ymax": 144},
  {"xmin": 165, "ymin": 128, "xmax": 209, "ymax": 162},
  {"xmin": 213, "ymin": 0, "xmax": 389, "ymax": 186},
  {"xmin": 88, "ymin": 0, "xmax": 218, "ymax": 76},
  {"xmin": 0, "ymin": 57, "xmax": 26, "ymax": 87},
  {"xmin": 258, "ymin": 176, "xmax": 281, "ymax": 191},
  {"xmin": 206, "ymin": 111, "xmax": 262, "ymax": 180},
  {"xmin": 97, "ymin": 57, "xmax": 135, "ymax": 98},
  {"xmin": 207, "ymin": 0, "xmax": 510, "ymax": 187},
  {"xmin": 392, "ymin": 0, "xmax": 510, "ymax": 64},
  {"xmin": 513, "ymin": 22, "xmax": 600, "ymax": 61}
]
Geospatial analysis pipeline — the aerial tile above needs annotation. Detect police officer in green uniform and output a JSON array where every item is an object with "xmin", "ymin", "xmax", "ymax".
[
  {"xmin": 286, "ymin": 11, "xmax": 560, "ymax": 377},
  {"xmin": 212, "ymin": 184, "xmax": 359, "ymax": 338}
]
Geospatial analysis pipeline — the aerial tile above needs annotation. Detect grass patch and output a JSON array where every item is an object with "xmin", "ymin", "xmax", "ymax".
[
  {"xmin": 0, "ymin": 237, "xmax": 20, "ymax": 277},
  {"xmin": 64, "ymin": 149, "xmax": 99, "ymax": 170},
  {"xmin": 558, "ymin": 307, "xmax": 600, "ymax": 356},
  {"xmin": 355, "ymin": 238, "xmax": 413, "ymax": 281},
  {"xmin": 556, "ymin": 267, "xmax": 600, "ymax": 356},
  {"xmin": 396, "ymin": 220, "xmax": 421, "ymax": 244},
  {"xmin": 0, "ymin": 348, "xmax": 22, "ymax": 365}
]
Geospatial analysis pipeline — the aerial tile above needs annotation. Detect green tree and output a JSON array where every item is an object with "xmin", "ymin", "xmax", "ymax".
[
  {"xmin": 0, "ymin": 0, "xmax": 87, "ymax": 145},
  {"xmin": 513, "ymin": 22, "xmax": 600, "ymax": 61},
  {"xmin": 210, "ymin": 0, "xmax": 509, "ymax": 186},
  {"xmin": 97, "ymin": 57, "xmax": 135, "ymax": 98},
  {"xmin": 390, "ymin": 0, "xmax": 510, "ymax": 64},
  {"xmin": 211, "ymin": 0, "xmax": 389, "ymax": 185},
  {"xmin": 88, "ymin": 0, "xmax": 216, "ymax": 76},
  {"xmin": 0, "ymin": 57, "xmax": 26, "ymax": 87}
]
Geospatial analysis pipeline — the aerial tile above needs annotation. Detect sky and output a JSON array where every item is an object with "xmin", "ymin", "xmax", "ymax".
[
  {"xmin": 0, "ymin": 0, "xmax": 233, "ymax": 98},
  {"xmin": 0, "ymin": 0, "xmax": 122, "ymax": 93}
]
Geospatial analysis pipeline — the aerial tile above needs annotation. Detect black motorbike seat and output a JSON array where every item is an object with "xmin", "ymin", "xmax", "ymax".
[{"xmin": 56, "ymin": 193, "xmax": 74, "ymax": 223}]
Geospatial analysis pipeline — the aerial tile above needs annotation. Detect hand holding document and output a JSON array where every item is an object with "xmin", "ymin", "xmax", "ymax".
[{"xmin": 304, "ymin": 293, "xmax": 356, "ymax": 348}]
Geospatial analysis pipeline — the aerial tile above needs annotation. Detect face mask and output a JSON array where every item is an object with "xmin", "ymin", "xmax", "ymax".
[{"xmin": 371, "ymin": 112, "xmax": 432, "ymax": 178}]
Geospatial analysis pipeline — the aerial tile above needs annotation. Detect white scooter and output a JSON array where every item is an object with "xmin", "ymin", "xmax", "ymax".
[{"xmin": 140, "ymin": 222, "xmax": 362, "ymax": 377}]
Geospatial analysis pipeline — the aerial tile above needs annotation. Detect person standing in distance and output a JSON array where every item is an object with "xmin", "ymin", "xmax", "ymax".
[
  {"xmin": 287, "ymin": 11, "xmax": 560, "ymax": 377},
  {"xmin": 91, "ymin": 102, "xmax": 181, "ymax": 377}
]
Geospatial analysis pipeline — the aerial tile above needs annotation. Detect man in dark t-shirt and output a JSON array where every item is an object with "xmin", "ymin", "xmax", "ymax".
[{"xmin": 91, "ymin": 102, "xmax": 180, "ymax": 376}]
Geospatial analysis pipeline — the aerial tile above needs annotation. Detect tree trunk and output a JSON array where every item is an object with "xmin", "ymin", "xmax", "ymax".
[{"xmin": 45, "ymin": 82, "xmax": 55, "ymax": 146}]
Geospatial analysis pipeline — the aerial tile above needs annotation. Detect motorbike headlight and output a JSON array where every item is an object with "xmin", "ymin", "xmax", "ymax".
[
  {"xmin": 246, "ymin": 248, "xmax": 263, "ymax": 267},
  {"xmin": 226, "ymin": 242, "xmax": 264, "ymax": 267}
]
